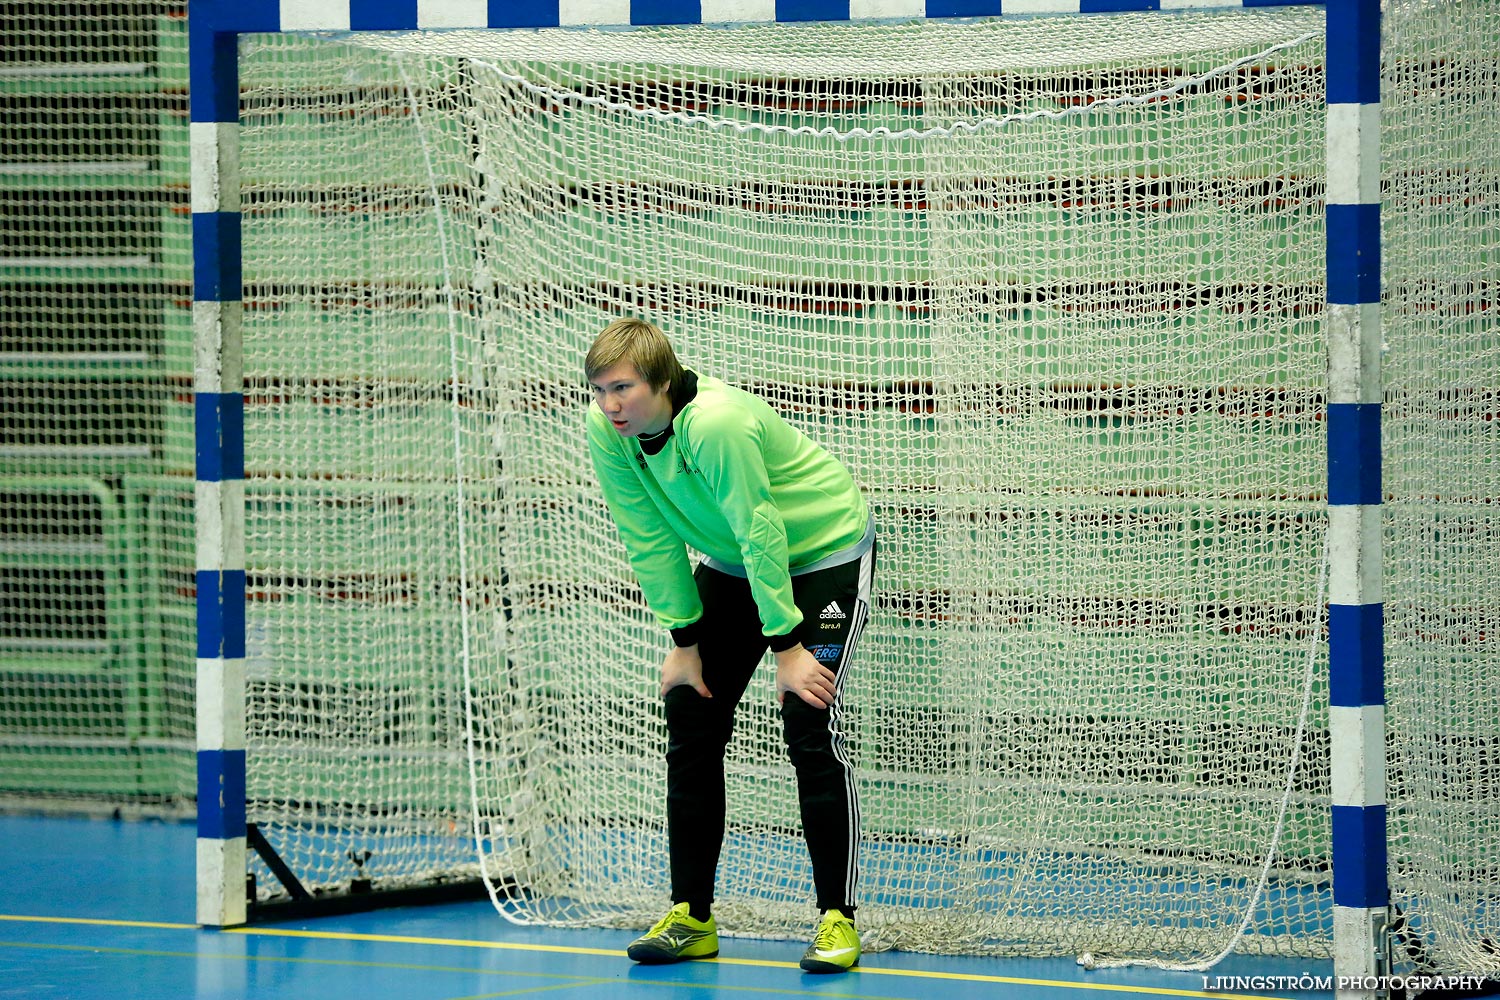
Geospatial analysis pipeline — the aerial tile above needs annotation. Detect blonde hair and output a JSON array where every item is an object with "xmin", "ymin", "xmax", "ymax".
[{"xmin": 584, "ymin": 317, "xmax": 686, "ymax": 397}]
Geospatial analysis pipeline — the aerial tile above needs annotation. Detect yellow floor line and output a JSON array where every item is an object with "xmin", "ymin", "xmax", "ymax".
[
  {"xmin": 0, "ymin": 912, "xmax": 1285, "ymax": 1000},
  {"xmin": 0, "ymin": 913, "xmax": 198, "ymax": 931}
]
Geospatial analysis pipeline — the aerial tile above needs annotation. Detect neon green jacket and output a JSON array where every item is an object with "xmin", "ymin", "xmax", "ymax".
[{"xmin": 588, "ymin": 374, "xmax": 867, "ymax": 643}]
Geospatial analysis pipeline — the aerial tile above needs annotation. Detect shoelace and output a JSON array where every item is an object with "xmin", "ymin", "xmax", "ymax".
[
  {"xmin": 647, "ymin": 907, "xmax": 685, "ymax": 937},
  {"xmin": 814, "ymin": 917, "xmax": 848, "ymax": 949}
]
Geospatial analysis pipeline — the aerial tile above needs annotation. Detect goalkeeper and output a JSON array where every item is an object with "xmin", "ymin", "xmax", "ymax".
[{"xmin": 585, "ymin": 317, "xmax": 874, "ymax": 975}]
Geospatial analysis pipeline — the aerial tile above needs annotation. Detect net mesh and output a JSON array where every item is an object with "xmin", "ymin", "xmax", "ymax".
[
  {"xmin": 1382, "ymin": 0, "xmax": 1500, "ymax": 979},
  {"xmin": 0, "ymin": 2, "xmax": 196, "ymax": 815},
  {"xmin": 238, "ymin": 9, "xmax": 1334, "ymax": 961}
]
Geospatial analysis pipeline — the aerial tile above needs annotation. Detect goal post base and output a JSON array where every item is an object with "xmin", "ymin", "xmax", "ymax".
[
  {"xmin": 246, "ymin": 874, "xmax": 506, "ymax": 925},
  {"xmin": 243, "ymin": 821, "xmax": 522, "ymax": 922}
]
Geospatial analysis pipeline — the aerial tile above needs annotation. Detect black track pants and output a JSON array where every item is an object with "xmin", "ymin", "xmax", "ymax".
[{"xmin": 662, "ymin": 541, "xmax": 874, "ymax": 915}]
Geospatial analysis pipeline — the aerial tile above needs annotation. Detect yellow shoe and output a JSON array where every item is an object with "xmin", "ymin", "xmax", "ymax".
[
  {"xmin": 800, "ymin": 908, "xmax": 860, "ymax": 973},
  {"xmin": 627, "ymin": 902, "xmax": 719, "ymax": 964}
]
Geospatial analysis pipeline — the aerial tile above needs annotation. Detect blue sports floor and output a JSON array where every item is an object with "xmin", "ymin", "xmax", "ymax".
[{"xmin": 0, "ymin": 814, "xmax": 1332, "ymax": 1000}]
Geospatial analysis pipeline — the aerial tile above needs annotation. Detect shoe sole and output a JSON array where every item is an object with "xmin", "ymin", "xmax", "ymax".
[
  {"xmin": 627, "ymin": 944, "xmax": 719, "ymax": 964},
  {"xmin": 800, "ymin": 957, "xmax": 859, "ymax": 974}
]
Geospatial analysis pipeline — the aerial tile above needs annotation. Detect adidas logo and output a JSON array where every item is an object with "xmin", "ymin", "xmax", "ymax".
[{"xmin": 820, "ymin": 601, "xmax": 847, "ymax": 620}]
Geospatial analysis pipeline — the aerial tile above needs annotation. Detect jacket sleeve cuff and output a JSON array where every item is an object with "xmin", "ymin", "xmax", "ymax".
[
  {"xmin": 767, "ymin": 626, "xmax": 803, "ymax": 653},
  {"xmin": 671, "ymin": 622, "xmax": 702, "ymax": 648}
]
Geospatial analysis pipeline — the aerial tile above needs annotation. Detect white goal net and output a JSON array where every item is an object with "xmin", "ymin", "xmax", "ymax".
[
  {"xmin": 235, "ymin": 8, "xmax": 1336, "ymax": 961},
  {"xmin": 1381, "ymin": 0, "xmax": 1500, "ymax": 980}
]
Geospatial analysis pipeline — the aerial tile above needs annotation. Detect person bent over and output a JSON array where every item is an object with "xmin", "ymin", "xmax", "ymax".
[{"xmin": 585, "ymin": 318, "xmax": 874, "ymax": 974}]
